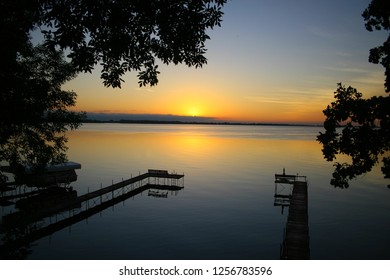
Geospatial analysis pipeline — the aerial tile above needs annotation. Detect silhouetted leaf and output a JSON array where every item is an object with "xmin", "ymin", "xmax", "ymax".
[{"xmin": 317, "ymin": 83, "xmax": 390, "ymax": 188}]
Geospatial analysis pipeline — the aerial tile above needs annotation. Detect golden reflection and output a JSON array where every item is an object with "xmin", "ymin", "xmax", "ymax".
[
  {"xmin": 67, "ymin": 128, "xmax": 324, "ymax": 183},
  {"xmin": 68, "ymin": 128, "xmax": 322, "ymax": 160}
]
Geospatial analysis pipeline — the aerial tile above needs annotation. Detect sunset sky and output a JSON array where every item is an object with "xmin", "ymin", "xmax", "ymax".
[{"xmin": 60, "ymin": 0, "xmax": 387, "ymax": 124}]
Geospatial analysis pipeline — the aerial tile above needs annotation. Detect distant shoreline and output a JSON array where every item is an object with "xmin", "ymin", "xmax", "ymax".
[{"xmin": 83, "ymin": 119, "xmax": 322, "ymax": 127}]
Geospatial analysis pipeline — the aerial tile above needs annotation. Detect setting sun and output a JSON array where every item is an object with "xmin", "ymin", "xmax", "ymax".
[
  {"xmin": 188, "ymin": 107, "xmax": 200, "ymax": 117},
  {"xmin": 65, "ymin": 0, "xmax": 384, "ymax": 126}
]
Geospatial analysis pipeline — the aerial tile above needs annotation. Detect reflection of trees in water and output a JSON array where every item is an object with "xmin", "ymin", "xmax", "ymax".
[
  {"xmin": 1, "ymin": 219, "xmax": 43, "ymax": 260},
  {"xmin": 1, "ymin": 0, "xmax": 224, "ymax": 256},
  {"xmin": 0, "ymin": 182, "xmax": 77, "ymax": 259},
  {"xmin": 0, "ymin": 43, "xmax": 85, "ymax": 184},
  {"xmin": 1, "ymin": 0, "xmax": 226, "ymax": 183},
  {"xmin": 1, "ymin": 171, "xmax": 184, "ymax": 259},
  {"xmin": 317, "ymin": 84, "xmax": 390, "ymax": 188},
  {"xmin": 318, "ymin": 1, "xmax": 390, "ymax": 188},
  {"xmin": 2, "ymin": 0, "xmax": 220, "ymax": 258}
]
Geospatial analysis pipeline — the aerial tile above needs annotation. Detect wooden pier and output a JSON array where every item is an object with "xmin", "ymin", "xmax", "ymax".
[
  {"xmin": 0, "ymin": 170, "xmax": 184, "ymax": 258},
  {"xmin": 275, "ymin": 171, "xmax": 310, "ymax": 260}
]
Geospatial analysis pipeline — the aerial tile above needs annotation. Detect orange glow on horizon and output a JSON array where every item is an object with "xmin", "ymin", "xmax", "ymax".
[
  {"xmin": 73, "ymin": 95, "xmax": 327, "ymax": 124},
  {"xmin": 68, "ymin": 72, "xmax": 329, "ymax": 124},
  {"xmin": 60, "ymin": 0, "xmax": 386, "ymax": 127}
]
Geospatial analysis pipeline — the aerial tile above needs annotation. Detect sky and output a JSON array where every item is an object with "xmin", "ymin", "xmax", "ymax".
[{"xmin": 59, "ymin": 0, "xmax": 388, "ymax": 124}]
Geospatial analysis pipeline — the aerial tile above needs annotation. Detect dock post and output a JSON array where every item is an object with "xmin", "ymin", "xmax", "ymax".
[{"xmin": 100, "ymin": 183, "xmax": 102, "ymax": 204}]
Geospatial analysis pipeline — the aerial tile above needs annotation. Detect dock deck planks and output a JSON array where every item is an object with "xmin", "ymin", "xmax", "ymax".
[
  {"xmin": 0, "ymin": 170, "xmax": 184, "ymax": 257},
  {"xmin": 1, "ymin": 170, "xmax": 184, "ymax": 230},
  {"xmin": 277, "ymin": 174, "xmax": 310, "ymax": 259}
]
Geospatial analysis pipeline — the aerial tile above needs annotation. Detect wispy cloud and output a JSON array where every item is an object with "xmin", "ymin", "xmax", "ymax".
[
  {"xmin": 244, "ymin": 87, "xmax": 334, "ymax": 108},
  {"xmin": 245, "ymin": 96, "xmax": 303, "ymax": 105},
  {"xmin": 134, "ymin": 87, "xmax": 154, "ymax": 93},
  {"xmin": 307, "ymin": 26, "xmax": 340, "ymax": 40},
  {"xmin": 350, "ymin": 71, "xmax": 385, "ymax": 86},
  {"xmin": 321, "ymin": 66, "xmax": 368, "ymax": 74}
]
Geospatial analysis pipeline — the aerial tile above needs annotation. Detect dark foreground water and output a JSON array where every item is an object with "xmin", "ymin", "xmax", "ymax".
[{"xmin": 1, "ymin": 123, "xmax": 389, "ymax": 259}]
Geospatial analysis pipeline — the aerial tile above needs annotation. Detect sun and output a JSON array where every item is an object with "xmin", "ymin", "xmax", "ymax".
[{"xmin": 188, "ymin": 107, "xmax": 200, "ymax": 117}]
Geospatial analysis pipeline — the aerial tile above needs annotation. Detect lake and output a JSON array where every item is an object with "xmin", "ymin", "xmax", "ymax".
[{"xmin": 1, "ymin": 123, "xmax": 389, "ymax": 259}]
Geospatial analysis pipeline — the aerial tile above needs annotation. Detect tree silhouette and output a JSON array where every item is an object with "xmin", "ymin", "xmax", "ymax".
[
  {"xmin": 0, "ymin": 43, "xmax": 85, "ymax": 181},
  {"xmin": 1, "ymin": 0, "xmax": 226, "ymax": 182},
  {"xmin": 318, "ymin": 0, "xmax": 390, "ymax": 188},
  {"xmin": 40, "ymin": 0, "xmax": 226, "ymax": 88},
  {"xmin": 362, "ymin": 0, "xmax": 390, "ymax": 92},
  {"xmin": 317, "ymin": 83, "xmax": 389, "ymax": 188}
]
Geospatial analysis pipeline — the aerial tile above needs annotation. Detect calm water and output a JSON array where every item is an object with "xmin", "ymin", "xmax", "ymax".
[{"xmin": 1, "ymin": 123, "xmax": 389, "ymax": 259}]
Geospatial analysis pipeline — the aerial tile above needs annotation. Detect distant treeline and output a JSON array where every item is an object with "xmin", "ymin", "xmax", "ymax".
[{"xmin": 83, "ymin": 118, "xmax": 321, "ymax": 127}]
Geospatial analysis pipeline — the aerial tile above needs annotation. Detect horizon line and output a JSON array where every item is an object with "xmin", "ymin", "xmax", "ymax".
[{"xmin": 83, "ymin": 112, "xmax": 323, "ymax": 126}]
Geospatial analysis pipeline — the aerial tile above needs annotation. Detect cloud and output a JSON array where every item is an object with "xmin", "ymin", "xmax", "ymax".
[
  {"xmin": 134, "ymin": 87, "xmax": 154, "ymax": 93},
  {"xmin": 321, "ymin": 66, "xmax": 368, "ymax": 74},
  {"xmin": 244, "ymin": 96, "xmax": 303, "ymax": 105},
  {"xmin": 307, "ymin": 26, "xmax": 340, "ymax": 40},
  {"xmin": 244, "ymin": 87, "xmax": 333, "ymax": 106}
]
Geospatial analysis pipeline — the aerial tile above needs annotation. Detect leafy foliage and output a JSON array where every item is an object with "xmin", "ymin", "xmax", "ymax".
[
  {"xmin": 317, "ymin": 83, "xmax": 390, "ymax": 188},
  {"xmin": 40, "ymin": 0, "xmax": 227, "ymax": 88},
  {"xmin": 1, "ymin": 0, "xmax": 85, "ymax": 179},
  {"xmin": 362, "ymin": 0, "xmax": 390, "ymax": 92},
  {"xmin": 0, "ymin": 0, "xmax": 226, "ymax": 183},
  {"xmin": 0, "ymin": 43, "xmax": 85, "ymax": 177},
  {"xmin": 318, "ymin": 1, "xmax": 390, "ymax": 188}
]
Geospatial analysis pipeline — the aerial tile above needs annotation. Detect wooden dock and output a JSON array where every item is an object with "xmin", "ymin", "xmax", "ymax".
[
  {"xmin": 0, "ymin": 170, "xmax": 184, "ymax": 234},
  {"xmin": 275, "ymin": 172, "xmax": 310, "ymax": 259},
  {"xmin": 0, "ymin": 169, "xmax": 184, "ymax": 258}
]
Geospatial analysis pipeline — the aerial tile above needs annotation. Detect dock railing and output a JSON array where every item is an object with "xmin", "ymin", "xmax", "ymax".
[{"xmin": 0, "ymin": 169, "xmax": 184, "ymax": 256}]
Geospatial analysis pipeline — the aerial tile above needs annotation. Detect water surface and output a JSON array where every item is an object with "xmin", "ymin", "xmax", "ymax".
[{"xmin": 1, "ymin": 123, "xmax": 389, "ymax": 259}]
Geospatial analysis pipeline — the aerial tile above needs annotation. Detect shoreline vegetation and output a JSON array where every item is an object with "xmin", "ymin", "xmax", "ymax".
[{"xmin": 83, "ymin": 118, "xmax": 322, "ymax": 127}]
